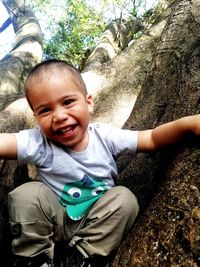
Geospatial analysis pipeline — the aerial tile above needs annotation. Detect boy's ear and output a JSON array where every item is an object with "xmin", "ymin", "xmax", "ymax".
[{"xmin": 86, "ymin": 94, "xmax": 94, "ymax": 113}]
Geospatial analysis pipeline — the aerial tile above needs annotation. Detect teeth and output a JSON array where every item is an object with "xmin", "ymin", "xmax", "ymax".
[
  {"xmin": 70, "ymin": 215, "xmax": 82, "ymax": 221},
  {"xmin": 59, "ymin": 126, "xmax": 72, "ymax": 133}
]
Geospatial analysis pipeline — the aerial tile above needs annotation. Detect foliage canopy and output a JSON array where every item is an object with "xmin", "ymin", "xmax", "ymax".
[
  {"xmin": 27, "ymin": 0, "xmax": 159, "ymax": 67},
  {"xmin": 43, "ymin": 0, "xmax": 106, "ymax": 67}
]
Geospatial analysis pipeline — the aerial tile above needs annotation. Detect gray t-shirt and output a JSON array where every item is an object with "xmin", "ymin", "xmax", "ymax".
[{"xmin": 15, "ymin": 123, "xmax": 138, "ymax": 220}]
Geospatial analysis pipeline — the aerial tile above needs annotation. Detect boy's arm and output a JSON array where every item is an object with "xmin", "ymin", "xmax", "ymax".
[
  {"xmin": 137, "ymin": 115, "xmax": 200, "ymax": 152},
  {"xmin": 0, "ymin": 133, "xmax": 17, "ymax": 159}
]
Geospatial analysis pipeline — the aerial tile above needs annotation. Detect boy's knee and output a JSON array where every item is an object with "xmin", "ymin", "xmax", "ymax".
[
  {"xmin": 8, "ymin": 181, "xmax": 49, "ymax": 206},
  {"xmin": 112, "ymin": 186, "xmax": 139, "ymax": 218},
  {"xmin": 8, "ymin": 181, "xmax": 56, "ymax": 222}
]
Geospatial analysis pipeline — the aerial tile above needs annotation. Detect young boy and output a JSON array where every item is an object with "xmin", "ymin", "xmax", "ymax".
[{"xmin": 1, "ymin": 59, "xmax": 200, "ymax": 267}]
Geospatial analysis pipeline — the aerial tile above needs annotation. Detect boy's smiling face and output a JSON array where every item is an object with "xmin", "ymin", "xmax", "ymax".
[{"xmin": 27, "ymin": 70, "xmax": 93, "ymax": 151}]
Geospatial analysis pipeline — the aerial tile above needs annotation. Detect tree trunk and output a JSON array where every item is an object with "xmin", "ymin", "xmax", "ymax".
[
  {"xmin": 81, "ymin": 16, "xmax": 142, "ymax": 72},
  {"xmin": 82, "ymin": 9, "xmax": 168, "ymax": 127},
  {"xmin": 0, "ymin": 0, "xmax": 42, "ymax": 111},
  {"xmin": 108, "ymin": 0, "xmax": 200, "ymax": 266},
  {"xmin": 0, "ymin": 0, "xmax": 42, "ymax": 265}
]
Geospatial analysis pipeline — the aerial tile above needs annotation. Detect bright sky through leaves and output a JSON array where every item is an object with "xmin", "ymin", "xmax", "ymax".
[{"xmin": 0, "ymin": 0, "xmax": 158, "ymax": 59}]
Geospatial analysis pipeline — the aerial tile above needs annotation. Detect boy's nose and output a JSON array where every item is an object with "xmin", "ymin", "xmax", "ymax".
[{"xmin": 52, "ymin": 107, "xmax": 68, "ymax": 122}]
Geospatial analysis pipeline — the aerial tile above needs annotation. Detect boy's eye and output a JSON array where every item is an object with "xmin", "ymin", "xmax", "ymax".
[
  {"xmin": 63, "ymin": 99, "xmax": 74, "ymax": 106},
  {"xmin": 38, "ymin": 107, "xmax": 51, "ymax": 115}
]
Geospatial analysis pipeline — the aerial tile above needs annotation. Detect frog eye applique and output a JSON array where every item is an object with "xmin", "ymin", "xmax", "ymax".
[
  {"xmin": 92, "ymin": 186, "xmax": 104, "ymax": 196},
  {"xmin": 68, "ymin": 187, "xmax": 81, "ymax": 199}
]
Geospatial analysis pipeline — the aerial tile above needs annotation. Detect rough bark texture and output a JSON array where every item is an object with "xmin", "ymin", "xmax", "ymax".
[
  {"xmin": 0, "ymin": 0, "xmax": 42, "ymax": 111},
  {"xmin": 82, "ymin": 16, "xmax": 142, "ymax": 72},
  {"xmin": 82, "ymin": 8, "xmax": 169, "ymax": 127},
  {"xmin": 0, "ymin": 1, "xmax": 42, "ymax": 265},
  {"xmin": 108, "ymin": 0, "xmax": 200, "ymax": 266}
]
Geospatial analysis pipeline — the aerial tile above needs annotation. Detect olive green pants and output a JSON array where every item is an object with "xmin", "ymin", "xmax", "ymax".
[{"xmin": 8, "ymin": 181, "xmax": 139, "ymax": 260}]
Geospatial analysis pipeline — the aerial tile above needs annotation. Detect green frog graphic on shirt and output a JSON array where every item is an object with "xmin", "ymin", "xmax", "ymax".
[{"xmin": 59, "ymin": 175, "xmax": 108, "ymax": 221}]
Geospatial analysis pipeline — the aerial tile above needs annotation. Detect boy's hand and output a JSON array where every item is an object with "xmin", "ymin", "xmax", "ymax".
[
  {"xmin": 0, "ymin": 133, "xmax": 17, "ymax": 159},
  {"xmin": 189, "ymin": 114, "xmax": 200, "ymax": 136},
  {"xmin": 137, "ymin": 115, "xmax": 200, "ymax": 152}
]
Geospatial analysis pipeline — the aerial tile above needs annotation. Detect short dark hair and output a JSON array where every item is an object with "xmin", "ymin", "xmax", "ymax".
[{"xmin": 25, "ymin": 59, "xmax": 87, "ymax": 109}]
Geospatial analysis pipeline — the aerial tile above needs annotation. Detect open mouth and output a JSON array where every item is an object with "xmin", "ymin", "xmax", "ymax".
[{"xmin": 55, "ymin": 124, "xmax": 77, "ymax": 137}]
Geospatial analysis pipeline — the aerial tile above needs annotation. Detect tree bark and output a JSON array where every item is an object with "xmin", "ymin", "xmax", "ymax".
[
  {"xmin": 0, "ymin": 1, "xmax": 42, "ymax": 265},
  {"xmin": 82, "ymin": 9, "xmax": 168, "ymax": 127},
  {"xmin": 108, "ymin": 0, "xmax": 200, "ymax": 266},
  {"xmin": 0, "ymin": 0, "xmax": 42, "ymax": 111},
  {"xmin": 82, "ymin": 16, "xmax": 142, "ymax": 72}
]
